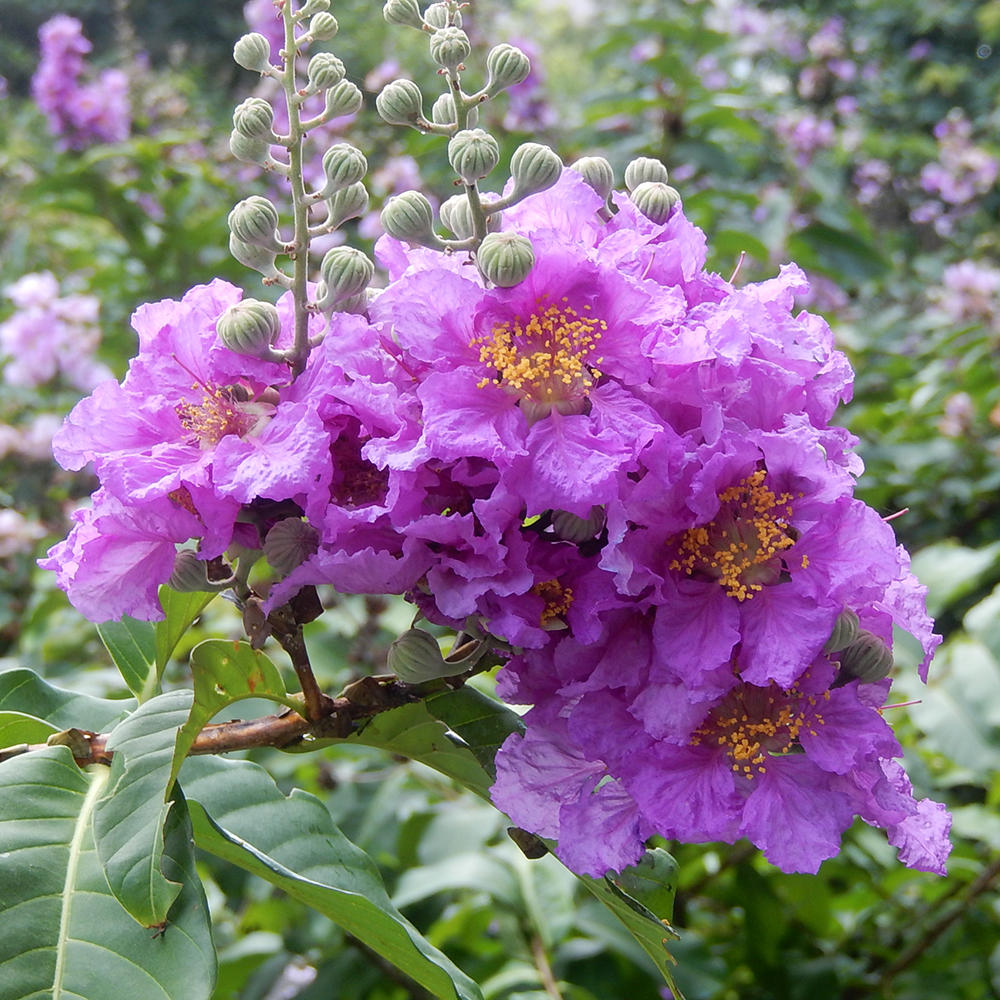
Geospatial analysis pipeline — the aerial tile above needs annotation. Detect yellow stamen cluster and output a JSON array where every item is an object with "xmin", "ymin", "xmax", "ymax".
[
  {"xmin": 691, "ymin": 683, "xmax": 829, "ymax": 779},
  {"xmin": 176, "ymin": 385, "xmax": 256, "ymax": 448},
  {"xmin": 472, "ymin": 299, "xmax": 606, "ymax": 408},
  {"xmin": 531, "ymin": 578, "xmax": 574, "ymax": 624},
  {"xmin": 669, "ymin": 469, "xmax": 798, "ymax": 601}
]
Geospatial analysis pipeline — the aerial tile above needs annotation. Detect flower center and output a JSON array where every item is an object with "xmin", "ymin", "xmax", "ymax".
[
  {"xmin": 472, "ymin": 299, "xmax": 605, "ymax": 419},
  {"xmin": 330, "ymin": 435, "xmax": 388, "ymax": 508},
  {"xmin": 531, "ymin": 578, "xmax": 574, "ymax": 625},
  {"xmin": 668, "ymin": 469, "xmax": 799, "ymax": 601},
  {"xmin": 692, "ymin": 682, "xmax": 828, "ymax": 778},
  {"xmin": 175, "ymin": 385, "xmax": 272, "ymax": 449}
]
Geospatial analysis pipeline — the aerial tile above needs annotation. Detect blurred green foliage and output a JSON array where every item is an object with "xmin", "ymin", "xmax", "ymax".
[{"xmin": 1, "ymin": 0, "xmax": 998, "ymax": 998}]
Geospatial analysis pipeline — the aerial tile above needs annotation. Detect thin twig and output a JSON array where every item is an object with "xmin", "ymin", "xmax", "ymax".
[{"xmin": 530, "ymin": 933, "xmax": 564, "ymax": 1000}]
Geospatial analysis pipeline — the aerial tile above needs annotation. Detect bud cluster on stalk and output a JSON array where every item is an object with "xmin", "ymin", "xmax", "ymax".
[
  {"xmin": 377, "ymin": 0, "xmax": 569, "ymax": 286},
  {"xmin": 227, "ymin": 0, "xmax": 375, "ymax": 372}
]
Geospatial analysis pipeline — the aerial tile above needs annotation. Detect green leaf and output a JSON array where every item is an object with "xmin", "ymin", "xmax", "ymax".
[
  {"xmin": 182, "ymin": 755, "xmax": 483, "ymax": 1000},
  {"xmin": 787, "ymin": 222, "xmax": 889, "ymax": 283},
  {"xmin": 98, "ymin": 616, "xmax": 158, "ymax": 701},
  {"xmin": 0, "ymin": 710, "xmax": 58, "ymax": 748},
  {"xmin": 156, "ymin": 587, "xmax": 215, "ymax": 674},
  {"xmin": 0, "ymin": 666, "xmax": 132, "ymax": 731},
  {"xmin": 910, "ymin": 540, "xmax": 1000, "ymax": 617},
  {"xmin": 580, "ymin": 870, "xmax": 685, "ymax": 999},
  {"xmin": 0, "ymin": 746, "xmax": 216, "ymax": 1000},
  {"xmin": 172, "ymin": 639, "xmax": 299, "ymax": 786},
  {"xmin": 93, "ymin": 689, "xmax": 194, "ymax": 926}
]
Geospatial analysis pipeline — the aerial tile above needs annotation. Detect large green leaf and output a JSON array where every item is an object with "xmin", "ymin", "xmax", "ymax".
[
  {"xmin": 93, "ymin": 689, "xmax": 194, "ymax": 926},
  {"xmin": 98, "ymin": 616, "xmax": 158, "ymax": 702},
  {"xmin": 155, "ymin": 588, "xmax": 216, "ymax": 676},
  {"xmin": 0, "ymin": 710, "xmax": 58, "ymax": 747},
  {"xmin": 0, "ymin": 666, "xmax": 132, "ymax": 733},
  {"xmin": 0, "ymin": 746, "xmax": 216, "ymax": 1000},
  {"xmin": 182, "ymin": 755, "xmax": 483, "ymax": 1000}
]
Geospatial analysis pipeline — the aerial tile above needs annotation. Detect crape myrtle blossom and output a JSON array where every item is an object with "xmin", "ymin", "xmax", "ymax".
[{"xmin": 40, "ymin": 161, "xmax": 949, "ymax": 877}]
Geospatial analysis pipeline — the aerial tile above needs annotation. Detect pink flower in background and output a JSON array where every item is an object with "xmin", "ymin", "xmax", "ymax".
[
  {"xmin": 0, "ymin": 272, "xmax": 111, "ymax": 390},
  {"xmin": 31, "ymin": 15, "xmax": 130, "ymax": 149}
]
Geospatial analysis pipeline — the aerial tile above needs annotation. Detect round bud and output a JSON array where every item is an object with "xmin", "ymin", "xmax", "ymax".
[
  {"xmin": 382, "ymin": 0, "xmax": 423, "ymax": 29},
  {"xmin": 316, "ymin": 246, "xmax": 375, "ymax": 310},
  {"xmin": 376, "ymin": 78, "xmax": 425, "ymax": 127},
  {"xmin": 477, "ymin": 232, "xmax": 535, "ymax": 287},
  {"xmin": 324, "ymin": 181, "xmax": 370, "ymax": 230},
  {"xmin": 300, "ymin": 0, "xmax": 331, "ymax": 15},
  {"xmin": 306, "ymin": 52, "xmax": 345, "ymax": 91},
  {"xmin": 229, "ymin": 234, "xmax": 279, "ymax": 277},
  {"xmin": 551, "ymin": 505, "xmax": 606, "ymax": 543},
  {"xmin": 432, "ymin": 92, "xmax": 465, "ymax": 127},
  {"xmin": 429, "ymin": 26, "xmax": 471, "ymax": 72},
  {"xmin": 228, "ymin": 196, "xmax": 285, "ymax": 253},
  {"xmin": 835, "ymin": 629, "xmax": 894, "ymax": 686},
  {"xmin": 264, "ymin": 519, "xmax": 319, "ymax": 576},
  {"xmin": 423, "ymin": 2, "xmax": 461, "ymax": 29},
  {"xmin": 323, "ymin": 79, "xmax": 363, "ymax": 119},
  {"xmin": 233, "ymin": 97, "xmax": 275, "ymax": 139},
  {"xmin": 509, "ymin": 142, "xmax": 563, "ymax": 200},
  {"xmin": 485, "ymin": 43, "xmax": 531, "ymax": 96},
  {"xmin": 439, "ymin": 194, "xmax": 475, "ymax": 238},
  {"xmin": 448, "ymin": 128, "xmax": 500, "ymax": 185},
  {"xmin": 308, "ymin": 11, "xmax": 339, "ymax": 40},
  {"xmin": 217, "ymin": 298, "xmax": 282, "ymax": 358},
  {"xmin": 624, "ymin": 156, "xmax": 669, "ymax": 192},
  {"xmin": 381, "ymin": 191, "xmax": 439, "ymax": 247},
  {"xmin": 168, "ymin": 551, "xmax": 217, "ymax": 593},
  {"xmin": 823, "ymin": 607, "xmax": 861, "ymax": 654},
  {"xmin": 233, "ymin": 32, "xmax": 272, "ymax": 73},
  {"xmin": 387, "ymin": 628, "xmax": 453, "ymax": 683},
  {"xmin": 629, "ymin": 181, "xmax": 681, "ymax": 225},
  {"xmin": 318, "ymin": 142, "xmax": 368, "ymax": 197},
  {"xmin": 570, "ymin": 155, "xmax": 615, "ymax": 201},
  {"xmin": 229, "ymin": 128, "xmax": 271, "ymax": 165}
]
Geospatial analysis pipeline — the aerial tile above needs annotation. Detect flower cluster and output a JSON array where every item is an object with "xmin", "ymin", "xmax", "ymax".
[
  {"xmin": 42, "ymin": 168, "xmax": 950, "ymax": 877},
  {"xmin": 31, "ymin": 15, "xmax": 130, "ymax": 150},
  {"xmin": 0, "ymin": 272, "xmax": 111, "ymax": 390}
]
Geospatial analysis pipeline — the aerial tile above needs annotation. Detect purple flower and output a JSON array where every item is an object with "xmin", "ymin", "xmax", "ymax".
[{"xmin": 31, "ymin": 15, "xmax": 130, "ymax": 149}]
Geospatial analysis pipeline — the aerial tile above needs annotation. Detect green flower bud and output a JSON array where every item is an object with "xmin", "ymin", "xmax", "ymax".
[
  {"xmin": 439, "ymin": 194, "xmax": 475, "ymax": 238},
  {"xmin": 485, "ymin": 43, "xmax": 531, "ymax": 96},
  {"xmin": 629, "ymin": 180, "xmax": 681, "ymax": 224},
  {"xmin": 570, "ymin": 155, "xmax": 615, "ymax": 201},
  {"xmin": 264, "ymin": 519, "xmax": 319, "ymax": 576},
  {"xmin": 376, "ymin": 78, "xmax": 425, "ymax": 128},
  {"xmin": 624, "ymin": 156, "xmax": 669, "ymax": 191},
  {"xmin": 228, "ymin": 196, "xmax": 285, "ymax": 253},
  {"xmin": 229, "ymin": 233, "xmax": 279, "ymax": 278},
  {"xmin": 168, "ymin": 550, "xmax": 233, "ymax": 593},
  {"xmin": 216, "ymin": 298, "xmax": 282, "ymax": 358},
  {"xmin": 823, "ymin": 607, "xmax": 861, "ymax": 654},
  {"xmin": 424, "ymin": 3, "xmax": 461, "ymax": 29},
  {"xmin": 551, "ymin": 505, "xmax": 606, "ymax": 543},
  {"xmin": 233, "ymin": 32, "xmax": 272, "ymax": 73},
  {"xmin": 387, "ymin": 628, "xmax": 453, "ymax": 683},
  {"xmin": 323, "ymin": 79, "xmax": 363, "ymax": 119},
  {"xmin": 315, "ymin": 246, "xmax": 374, "ymax": 310},
  {"xmin": 299, "ymin": 0, "xmax": 330, "ymax": 15},
  {"xmin": 306, "ymin": 52, "xmax": 345, "ymax": 91},
  {"xmin": 509, "ymin": 142, "xmax": 563, "ymax": 200},
  {"xmin": 324, "ymin": 181, "xmax": 370, "ymax": 229},
  {"xmin": 834, "ymin": 630, "xmax": 894, "ymax": 686},
  {"xmin": 317, "ymin": 142, "xmax": 367, "ymax": 197},
  {"xmin": 381, "ymin": 191, "xmax": 440, "ymax": 247},
  {"xmin": 233, "ymin": 97, "xmax": 275, "ymax": 139},
  {"xmin": 429, "ymin": 26, "xmax": 471, "ymax": 72},
  {"xmin": 382, "ymin": 0, "xmax": 424, "ymax": 29},
  {"xmin": 229, "ymin": 128, "xmax": 271, "ymax": 165},
  {"xmin": 477, "ymin": 231, "xmax": 535, "ymax": 287},
  {"xmin": 308, "ymin": 11, "xmax": 338, "ymax": 40},
  {"xmin": 430, "ymin": 92, "xmax": 477, "ymax": 128},
  {"xmin": 331, "ymin": 290, "xmax": 372, "ymax": 315},
  {"xmin": 448, "ymin": 128, "xmax": 500, "ymax": 185}
]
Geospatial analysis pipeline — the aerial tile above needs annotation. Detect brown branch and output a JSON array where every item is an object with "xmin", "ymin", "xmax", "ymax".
[
  {"xmin": 879, "ymin": 853, "xmax": 1000, "ymax": 987},
  {"xmin": 529, "ymin": 933, "xmax": 564, "ymax": 1000}
]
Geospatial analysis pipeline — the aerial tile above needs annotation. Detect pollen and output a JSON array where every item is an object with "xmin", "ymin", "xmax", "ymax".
[
  {"xmin": 668, "ymin": 469, "xmax": 799, "ymax": 601},
  {"xmin": 175, "ymin": 384, "xmax": 268, "ymax": 449},
  {"xmin": 691, "ymin": 682, "xmax": 820, "ymax": 777},
  {"xmin": 531, "ymin": 578, "xmax": 575, "ymax": 624},
  {"xmin": 471, "ymin": 300, "xmax": 606, "ymax": 416}
]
